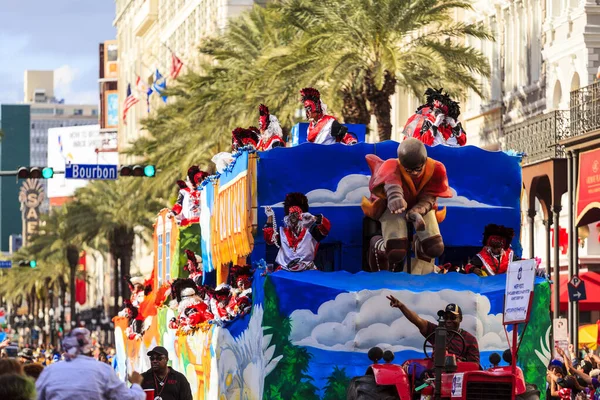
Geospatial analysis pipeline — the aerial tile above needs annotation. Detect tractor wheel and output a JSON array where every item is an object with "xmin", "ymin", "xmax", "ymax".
[
  {"xmin": 346, "ymin": 375, "xmax": 401, "ymax": 400},
  {"xmin": 516, "ymin": 383, "xmax": 540, "ymax": 400}
]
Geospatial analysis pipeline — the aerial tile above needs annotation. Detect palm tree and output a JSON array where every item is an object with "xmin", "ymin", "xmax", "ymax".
[
  {"xmin": 274, "ymin": 0, "xmax": 492, "ymax": 141},
  {"xmin": 68, "ymin": 179, "xmax": 162, "ymax": 316}
]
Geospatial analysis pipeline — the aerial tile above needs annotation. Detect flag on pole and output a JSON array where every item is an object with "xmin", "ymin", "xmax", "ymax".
[
  {"xmin": 152, "ymin": 69, "xmax": 167, "ymax": 103},
  {"xmin": 123, "ymin": 84, "xmax": 139, "ymax": 124},
  {"xmin": 170, "ymin": 52, "xmax": 184, "ymax": 80},
  {"xmin": 136, "ymin": 76, "xmax": 153, "ymax": 112}
]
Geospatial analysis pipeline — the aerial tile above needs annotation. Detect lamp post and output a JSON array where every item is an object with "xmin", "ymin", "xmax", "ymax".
[
  {"xmin": 66, "ymin": 245, "xmax": 79, "ymax": 333},
  {"xmin": 48, "ymin": 308, "xmax": 55, "ymax": 347}
]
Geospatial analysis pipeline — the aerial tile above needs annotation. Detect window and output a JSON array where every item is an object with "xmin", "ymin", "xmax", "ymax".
[
  {"xmin": 158, "ymin": 234, "xmax": 163, "ymax": 283},
  {"xmin": 31, "ymin": 108, "xmax": 54, "ymax": 114},
  {"xmin": 73, "ymin": 109, "xmax": 83, "ymax": 116},
  {"xmin": 56, "ymin": 108, "xmax": 64, "ymax": 115},
  {"xmin": 92, "ymin": 109, "xmax": 98, "ymax": 116},
  {"xmin": 165, "ymin": 231, "xmax": 171, "ymax": 281}
]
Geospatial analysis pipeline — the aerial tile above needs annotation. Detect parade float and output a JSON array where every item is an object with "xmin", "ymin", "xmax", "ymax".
[{"xmin": 113, "ymin": 94, "xmax": 552, "ymax": 399}]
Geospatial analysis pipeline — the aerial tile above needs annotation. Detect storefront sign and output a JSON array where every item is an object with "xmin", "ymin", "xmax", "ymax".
[
  {"xmin": 18, "ymin": 179, "xmax": 44, "ymax": 246},
  {"xmin": 577, "ymin": 148, "xmax": 600, "ymax": 225},
  {"xmin": 504, "ymin": 259, "xmax": 536, "ymax": 324}
]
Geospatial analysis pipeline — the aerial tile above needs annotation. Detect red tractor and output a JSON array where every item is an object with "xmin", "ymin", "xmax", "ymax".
[{"xmin": 347, "ymin": 314, "xmax": 540, "ymax": 400}]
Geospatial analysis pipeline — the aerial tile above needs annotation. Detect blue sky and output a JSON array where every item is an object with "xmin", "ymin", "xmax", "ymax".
[{"xmin": 0, "ymin": 1, "xmax": 115, "ymax": 105}]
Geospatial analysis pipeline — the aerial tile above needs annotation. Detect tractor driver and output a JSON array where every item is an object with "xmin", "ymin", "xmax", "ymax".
[{"xmin": 387, "ymin": 295, "xmax": 480, "ymax": 364}]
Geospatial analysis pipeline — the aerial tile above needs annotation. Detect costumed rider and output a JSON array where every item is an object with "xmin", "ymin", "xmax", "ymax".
[
  {"xmin": 168, "ymin": 166, "xmax": 209, "ymax": 226},
  {"xmin": 300, "ymin": 87, "xmax": 358, "ymax": 145},
  {"xmin": 184, "ymin": 249, "xmax": 203, "ymax": 286},
  {"xmin": 402, "ymin": 88, "xmax": 467, "ymax": 147},
  {"xmin": 211, "ymin": 127, "xmax": 260, "ymax": 173},
  {"xmin": 362, "ymin": 138, "xmax": 452, "ymax": 274},
  {"xmin": 466, "ymin": 224, "xmax": 520, "ymax": 276},
  {"xmin": 263, "ymin": 192, "xmax": 331, "ymax": 271},
  {"xmin": 257, "ymin": 104, "xmax": 285, "ymax": 151},
  {"xmin": 226, "ymin": 265, "xmax": 253, "ymax": 318},
  {"xmin": 168, "ymin": 279, "xmax": 214, "ymax": 334},
  {"xmin": 209, "ymin": 284, "xmax": 234, "ymax": 324},
  {"xmin": 119, "ymin": 275, "xmax": 152, "ymax": 340}
]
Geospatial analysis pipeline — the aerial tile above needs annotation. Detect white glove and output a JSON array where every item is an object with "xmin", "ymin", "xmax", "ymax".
[
  {"xmin": 445, "ymin": 116, "xmax": 457, "ymax": 128},
  {"xmin": 264, "ymin": 206, "xmax": 275, "ymax": 218},
  {"xmin": 301, "ymin": 213, "xmax": 317, "ymax": 224},
  {"xmin": 433, "ymin": 113, "xmax": 446, "ymax": 127},
  {"xmin": 167, "ymin": 210, "xmax": 175, "ymax": 219}
]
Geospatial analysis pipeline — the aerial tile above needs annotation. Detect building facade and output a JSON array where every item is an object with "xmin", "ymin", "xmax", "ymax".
[
  {"xmin": 0, "ymin": 105, "xmax": 31, "ymax": 253},
  {"xmin": 113, "ymin": 0, "xmax": 264, "ymax": 163}
]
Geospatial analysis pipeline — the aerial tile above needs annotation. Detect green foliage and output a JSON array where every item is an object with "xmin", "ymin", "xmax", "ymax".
[
  {"xmin": 262, "ymin": 277, "xmax": 319, "ymax": 400},
  {"xmin": 176, "ymin": 223, "xmax": 201, "ymax": 279},
  {"xmin": 323, "ymin": 366, "xmax": 351, "ymax": 400},
  {"xmin": 519, "ymin": 281, "xmax": 551, "ymax": 397}
]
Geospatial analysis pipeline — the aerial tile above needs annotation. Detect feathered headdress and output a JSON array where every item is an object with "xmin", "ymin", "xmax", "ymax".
[
  {"xmin": 170, "ymin": 278, "xmax": 199, "ymax": 303},
  {"xmin": 179, "ymin": 165, "xmax": 208, "ymax": 187},
  {"xmin": 258, "ymin": 104, "xmax": 283, "ymax": 138},
  {"xmin": 229, "ymin": 264, "xmax": 252, "ymax": 288},
  {"xmin": 417, "ymin": 88, "xmax": 461, "ymax": 120},
  {"xmin": 232, "ymin": 127, "xmax": 260, "ymax": 149},
  {"xmin": 300, "ymin": 87, "xmax": 323, "ymax": 115},
  {"xmin": 482, "ymin": 224, "xmax": 514, "ymax": 250},
  {"xmin": 283, "ymin": 192, "xmax": 309, "ymax": 216},
  {"xmin": 259, "ymin": 104, "xmax": 271, "ymax": 131}
]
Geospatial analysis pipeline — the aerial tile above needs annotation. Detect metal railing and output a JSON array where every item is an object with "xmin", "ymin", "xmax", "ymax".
[
  {"xmin": 503, "ymin": 110, "xmax": 570, "ymax": 166},
  {"xmin": 570, "ymin": 81, "xmax": 600, "ymax": 138}
]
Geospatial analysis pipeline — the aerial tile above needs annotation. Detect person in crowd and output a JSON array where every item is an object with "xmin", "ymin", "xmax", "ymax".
[
  {"xmin": 36, "ymin": 328, "xmax": 145, "ymax": 400},
  {"xmin": 0, "ymin": 373, "xmax": 36, "ymax": 400},
  {"xmin": 141, "ymin": 346, "xmax": 193, "ymax": 400},
  {"xmin": 257, "ymin": 104, "xmax": 285, "ymax": 151},
  {"xmin": 387, "ymin": 295, "xmax": 480, "ymax": 364},
  {"xmin": 23, "ymin": 362, "xmax": 44, "ymax": 381},
  {"xmin": 263, "ymin": 192, "xmax": 331, "ymax": 271},
  {"xmin": 19, "ymin": 348, "xmax": 35, "ymax": 364},
  {"xmin": 0, "ymin": 358, "xmax": 24, "ymax": 375},
  {"xmin": 98, "ymin": 351, "xmax": 111, "ymax": 365},
  {"xmin": 362, "ymin": 138, "xmax": 451, "ymax": 274},
  {"xmin": 300, "ymin": 87, "xmax": 357, "ymax": 145}
]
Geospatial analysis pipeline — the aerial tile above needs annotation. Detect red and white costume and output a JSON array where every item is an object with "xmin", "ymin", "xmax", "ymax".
[
  {"xmin": 402, "ymin": 88, "xmax": 467, "ymax": 147},
  {"xmin": 212, "ymin": 128, "xmax": 260, "ymax": 172},
  {"xmin": 300, "ymin": 87, "xmax": 358, "ymax": 145},
  {"xmin": 257, "ymin": 104, "xmax": 285, "ymax": 151},
  {"xmin": 170, "ymin": 166, "xmax": 208, "ymax": 226},
  {"xmin": 169, "ymin": 279, "xmax": 214, "ymax": 334},
  {"xmin": 466, "ymin": 224, "xmax": 520, "ymax": 276},
  {"xmin": 184, "ymin": 249, "xmax": 203, "ymax": 285},
  {"xmin": 263, "ymin": 193, "xmax": 331, "ymax": 271}
]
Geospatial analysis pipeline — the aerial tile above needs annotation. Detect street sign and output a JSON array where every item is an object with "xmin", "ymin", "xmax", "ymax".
[
  {"xmin": 568, "ymin": 275, "xmax": 587, "ymax": 301},
  {"xmin": 0, "ymin": 260, "xmax": 11, "ymax": 269},
  {"xmin": 65, "ymin": 164, "xmax": 118, "ymax": 180},
  {"xmin": 504, "ymin": 259, "xmax": 536, "ymax": 324}
]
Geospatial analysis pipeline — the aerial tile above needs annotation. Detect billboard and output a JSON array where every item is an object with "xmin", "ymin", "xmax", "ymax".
[
  {"xmin": 104, "ymin": 40, "xmax": 118, "ymax": 79},
  {"xmin": 47, "ymin": 125, "xmax": 118, "ymax": 199},
  {"xmin": 105, "ymin": 90, "xmax": 118, "ymax": 129}
]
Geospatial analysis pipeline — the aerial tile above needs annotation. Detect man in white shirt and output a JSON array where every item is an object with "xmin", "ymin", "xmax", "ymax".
[{"xmin": 36, "ymin": 328, "xmax": 145, "ymax": 400}]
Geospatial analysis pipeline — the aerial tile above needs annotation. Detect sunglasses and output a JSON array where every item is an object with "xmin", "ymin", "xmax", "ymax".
[
  {"xmin": 149, "ymin": 355, "xmax": 166, "ymax": 361},
  {"xmin": 405, "ymin": 165, "xmax": 424, "ymax": 173}
]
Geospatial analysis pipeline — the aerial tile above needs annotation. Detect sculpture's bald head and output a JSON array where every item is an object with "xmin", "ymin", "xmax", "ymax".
[{"xmin": 398, "ymin": 138, "xmax": 427, "ymax": 173}]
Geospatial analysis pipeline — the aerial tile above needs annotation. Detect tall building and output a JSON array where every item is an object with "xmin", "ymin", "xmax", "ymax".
[
  {"xmin": 23, "ymin": 70, "xmax": 99, "ymax": 209},
  {"xmin": 0, "ymin": 105, "xmax": 30, "ymax": 252},
  {"xmin": 113, "ymin": 0, "xmax": 265, "ymax": 163}
]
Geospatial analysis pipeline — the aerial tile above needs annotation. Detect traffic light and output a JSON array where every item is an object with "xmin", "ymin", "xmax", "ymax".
[
  {"xmin": 119, "ymin": 165, "xmax": 156, "ymax": 177},
  {"xmin": 18, "ymin": 260, "xmax": 37, "ymax": 268},
  {"xmin": 17, "ymin": 167, "xmax": 54, "ymax": 179}
]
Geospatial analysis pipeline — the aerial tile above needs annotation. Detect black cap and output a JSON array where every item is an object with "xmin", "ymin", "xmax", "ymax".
[
  {"xmin": 147, "ymin": 346, "xmax": 168, "ymax": 357},
  {"xmin": 445, "ymin": 304, "xmax": 462, "ymax": 317}
]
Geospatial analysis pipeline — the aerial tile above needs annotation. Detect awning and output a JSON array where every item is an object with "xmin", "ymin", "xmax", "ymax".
[
  {"xmin": 576, "ymin": 148, "xmax": 600, "ymax": 226},
  {"xmin": 551, "ymin": 271, "xmax": 600, "ymax": 312},
  {"xmin": 579, "ymin": 323, "xmax": 600, "ymax": 350}
]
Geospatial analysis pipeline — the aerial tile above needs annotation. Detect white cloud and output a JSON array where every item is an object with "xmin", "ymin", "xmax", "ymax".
[
  {"xmin": 54, "ymin": 64, "xmax": 97, "ymax": 104},
  {"xmin": 267, "ymin": 174, "xmax": 512, "ymax": 209},
  {"xmin": 289, "ymin": 289, "xmax": 507, "ymax": 354},
  {"xmin": 437, "ymin": 188, "xmax": 512, "ymax": 209}
]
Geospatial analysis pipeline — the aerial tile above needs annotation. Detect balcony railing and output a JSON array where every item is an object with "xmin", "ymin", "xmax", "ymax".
[
  {"xmin": 570, "ymin": 81, "xmax": 600, "ymax": 138},
  {"xmin": 502, "ymin": 110, "xmax": 570, "ymax": 166}
]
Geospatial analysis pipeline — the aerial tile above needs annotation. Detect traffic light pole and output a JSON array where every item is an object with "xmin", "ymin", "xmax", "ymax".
[{"xmin": 0, "ymin": 170, "xmax": 64, "ymax": 176}]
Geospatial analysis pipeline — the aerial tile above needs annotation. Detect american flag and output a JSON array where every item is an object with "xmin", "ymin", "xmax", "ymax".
[
  {"xmin": 170, "ymin": 52, "xmax": 184, "ymax": 80},
  {"xmin": 123, "ymin": 84, "xmax": 139, "ymax": 124}
]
